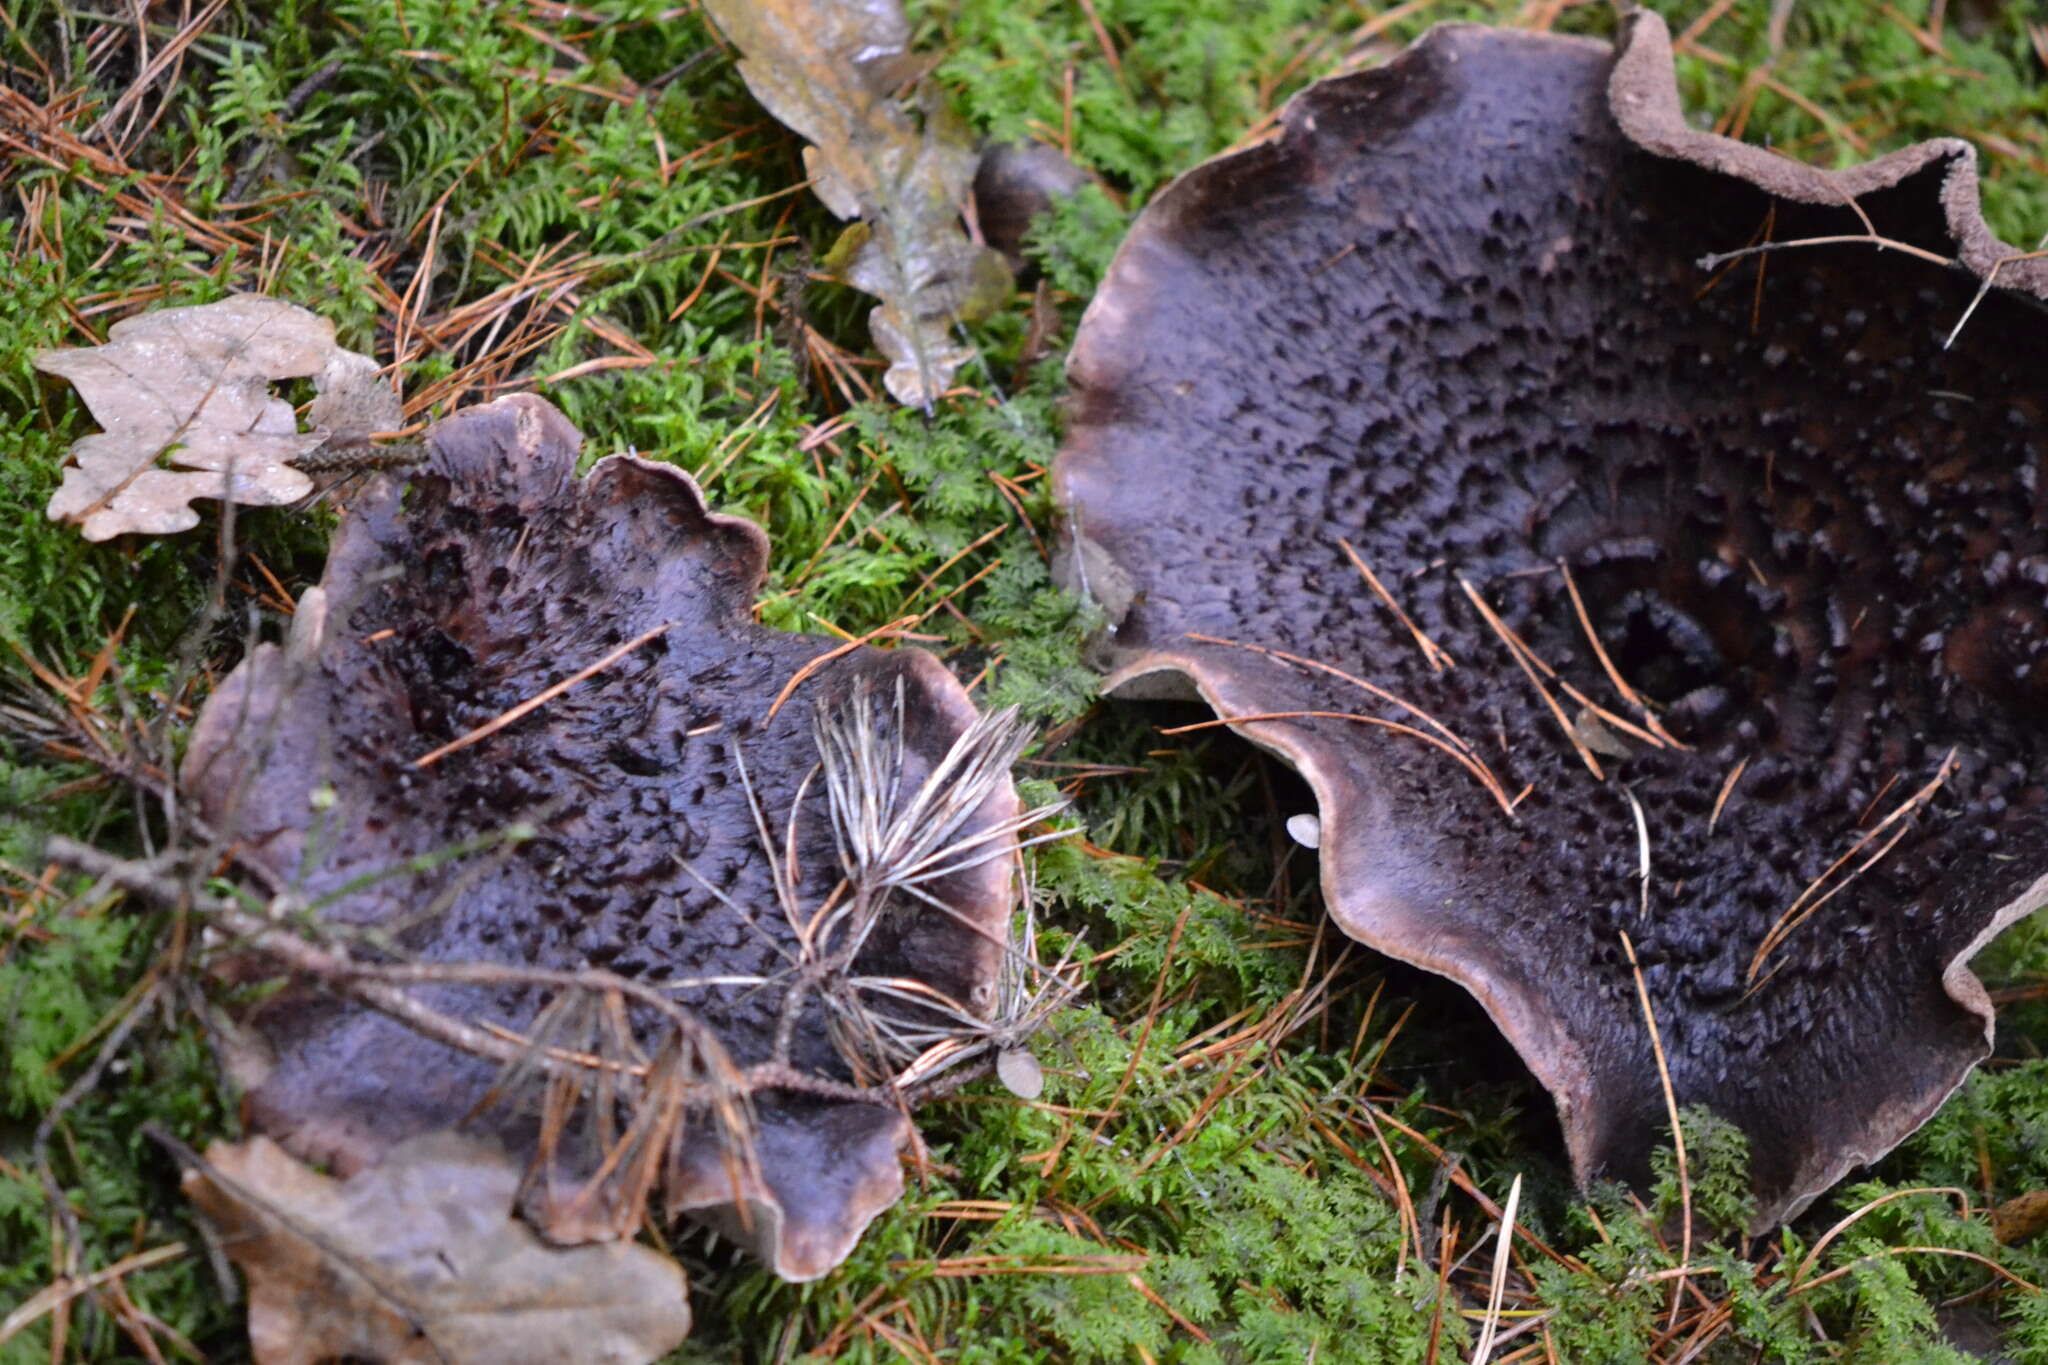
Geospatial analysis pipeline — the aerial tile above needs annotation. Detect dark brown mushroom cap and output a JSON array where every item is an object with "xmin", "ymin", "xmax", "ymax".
[
  {"xmin": 1054, "ymin": 14, "xmax": 2048, "ymax": 1225},
  {"xmin": 974, "ymin": 141, "xmax": 1096, "ymax": 269},
  {"xmin": 185, "ymin": 394, "xmax": 1015, "ymax": 1280}
]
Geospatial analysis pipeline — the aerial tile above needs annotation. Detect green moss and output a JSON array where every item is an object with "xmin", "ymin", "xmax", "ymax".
[{"xmin": 7, "ymin": 0, "xmax": 2048, "ymax": 1359}]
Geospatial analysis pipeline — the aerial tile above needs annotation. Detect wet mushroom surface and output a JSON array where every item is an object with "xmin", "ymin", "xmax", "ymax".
[
  {"xmin": 1055, "ymin": 14, "xmax": 2048, "ymax": 1223},
  {"xmin": 185, "ymin": 394, "xmax": 1019, "ymax": 1281}
]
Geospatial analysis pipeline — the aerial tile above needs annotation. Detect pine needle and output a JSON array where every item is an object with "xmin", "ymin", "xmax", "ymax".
[
  {"xmin": 1471, "ymin": 1172, "xmax": 1523, "ymax": 1365},
  {"xmin": 1745, "ymin": 748, "xmax": 1958, "ymax": 984},
  {"xmin": 1621, "ymin": 929, "xmax": 1690, "ymax": 1329},
  {"xmin": 1338, "ymin": 538, "xmax": 1455, "ymax": 672},
  {"xmin": 413, "ymin": 622, "xmax": 674, "ymax": 768},
  {"xmin": 1458, "ymin": 576, "xmax": 1604, "ymax": 780}
]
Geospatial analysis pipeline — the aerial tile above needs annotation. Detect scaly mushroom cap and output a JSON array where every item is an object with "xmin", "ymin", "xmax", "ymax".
[
  {"xmin": 186, "ymin": 394, "xmax": 1016, "ymax": 1280},
  {"xmin": 1055, "ymin": 15, "xmax": 2048, "ymax": 1224}
]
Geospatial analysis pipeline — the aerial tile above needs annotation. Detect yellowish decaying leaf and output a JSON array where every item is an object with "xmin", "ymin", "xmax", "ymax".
[
  {"xmin": 702, "ymin": 0, "xmax": 1013, "ymax": 409},
  {"xmin": 34, "ymin": 294, "xmax": 401, "ymax": 541},
  {"xmin": 179, "ymin": 1131, "xmax": 692, "ymax": 1365},
  {"xmin": 1995, "ymin": 1188, "xmax": 2048, "ymax": 1245}
]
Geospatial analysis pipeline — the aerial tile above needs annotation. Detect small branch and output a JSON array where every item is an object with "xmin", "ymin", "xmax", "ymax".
[
  {"xmin": 289, "ymin": 439, "xmax": 429, "ymax": 475},
  {"xmin": 225, "ymin": 56, "xmax": 345, "ymax": 202},
  {"xmin": 40, "ymin": 836, "xmax": 971, "ymax": 1111},
  {"xmin": 47, "ymin": 836, "xmax": 540, "ymax": 1069},
  {"xmin": 1943, "ymin": 240, "xmax": 2048, "ymax": 350}
]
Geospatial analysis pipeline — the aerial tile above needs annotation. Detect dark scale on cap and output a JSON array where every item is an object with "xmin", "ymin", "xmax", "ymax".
[{"xmin": 1056, "ymin": 14, "xmax": 2048, "ymax": 1225}]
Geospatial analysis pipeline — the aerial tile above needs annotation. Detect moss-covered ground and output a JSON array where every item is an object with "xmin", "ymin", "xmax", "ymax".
[{"xmin": 6, "ymin": 1, "xmax": 2048, "ymax": 1360}]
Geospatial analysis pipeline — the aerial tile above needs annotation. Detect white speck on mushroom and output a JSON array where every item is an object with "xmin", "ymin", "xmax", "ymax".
[
  {"xmin": 1286, "ymin": 813, "xmax": 1321, "ymax": 848},
  {"xmin": 1537, "ymin": 235, "xmax": 1575, "ymax": 275}
]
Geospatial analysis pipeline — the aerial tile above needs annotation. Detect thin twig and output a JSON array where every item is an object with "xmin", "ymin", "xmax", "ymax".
[
  {"xmin": 1942, "ymin": 238, "xmax": 2048, "ymax": 349},
  {"xmin": 1697, "ymin": 232, "xmax": 1956, "ymax": 275}
]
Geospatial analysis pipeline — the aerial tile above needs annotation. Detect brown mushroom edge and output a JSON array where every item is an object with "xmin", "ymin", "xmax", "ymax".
[
  {"xmin": 1055, "ymin": 14, "xmax": 2048, "ymax": 1227},
  {"xmin": 186, "ymin": 394, "xmax": 1016, "ymax": 1281}
]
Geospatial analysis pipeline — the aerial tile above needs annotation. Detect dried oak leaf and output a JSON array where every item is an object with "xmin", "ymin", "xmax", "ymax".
[
  {"xmin": 702, "ymin": 0, "xmax": 1012, "ymax": 408},
  {"xmin": 34, "ymin": 294, "xmax": 396, "ymax": 541},
  {"xmin": 184, "ymin": 394, "xmax": 1017, "ymax": 1281},
  {"xmin": 1056, "ymin": 15, "xmax": 2048, "ymax": 1225},
  {"xmin": 179, "ymin": 1131, "xmax": 691, "ymax": 1365}
]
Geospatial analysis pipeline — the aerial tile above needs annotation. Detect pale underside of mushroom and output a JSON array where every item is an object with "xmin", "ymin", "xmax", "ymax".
[{"xmin": 1056, "ymin": 13, "xmax": 2048, "ymax": 1225}]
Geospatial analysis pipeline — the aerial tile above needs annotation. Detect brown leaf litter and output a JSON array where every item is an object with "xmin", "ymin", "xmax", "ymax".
[{"xmin": 174, "ymin": 1131, "xmax": 691, "ymax": 1365}]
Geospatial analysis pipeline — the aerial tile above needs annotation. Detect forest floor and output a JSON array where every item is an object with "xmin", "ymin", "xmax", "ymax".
[{"xmin": 7, "ymin": 1, "xmax": 2048, "ymax": 1361}]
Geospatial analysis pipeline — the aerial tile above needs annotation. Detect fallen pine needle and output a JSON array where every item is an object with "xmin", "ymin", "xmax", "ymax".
[
  {"xmin": 0, "ymin": 1243, "xmax": 186, "ymax": 1346},
  {"xmin": 1622, "ymin": 928, "xmax": 1690, "ymax": 1330},
  {"xmin": 1471, "ymin": 1172, "xmax": 1522, "ymax": 1365},
  {"xmin": 1791, "ymin": 1245, "xmax": 2041, "ymax": 1297},
  {"xmin": 1707, "ymin": 758, "xmax": 1748, "ymax": 835},
  {"xmin": 1793, "ymin": 1186, "xmax": 1976, "ymax": 1287},
  {"xmin": 1856, "ymin": 771, "xmax": 1906, "ymax": 826},
  {"xmin": 1558, "ymin": 559, "xmax": 1686, "ymax": 749},
  {"xmin": 1459, "ymin": 576, "xmax": 1604, "ymax": 780},
  {"xmin": 1183, "ymin": 632, "xmax": 1484, "ymax": 757},
  {"xmin": 1745, "ymin": 748, "xmax": 1958, "ymax": 983},
  {"xmin": 1126, "ymin": 1272, "xmax": 1213, "ymax": 1343},
  {"xmin": 1558, "ymin": 678, "xmax": 1666, "ymax": 750},
  {"xmin": 1339, "ymin": 537, "xmax": 1454, "ymax": 672},
  {"xmin": 765, "ymin": 614, "xmax": 920, "ymax": 721},
  {"xmin": 414, "ymin": 621, "xmax": 675, "ymax": 768},
  {"xmin": 1159, "ymin": 709, "xmax": 1517, "ymax": 818}
]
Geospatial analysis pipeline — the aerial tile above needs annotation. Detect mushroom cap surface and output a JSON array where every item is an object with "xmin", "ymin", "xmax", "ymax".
[
  {"xmin": 1056, "ymin": 15, "xmax": 2048, "ymax": 1224},
  {"xmin": 187, "ymin": 394, "xmax": 1016, "ymax": 1279}
]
